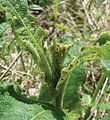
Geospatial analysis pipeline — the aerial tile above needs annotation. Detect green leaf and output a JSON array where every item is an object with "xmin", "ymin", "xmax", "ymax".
[
  {"xmin": 0, "ymin": 0, "xmax": 52, "ymax": 83},
  {"xmin": 99, "ymin": 102, "xmax": 110, "ymax": 110},
  {"xmin": 82, "ymin": 93, "xmax": 91, "ymax": 105},
  {"xmin": 82, "ymin": 32, "xmax": 90, "ymax": 40},
  {"xmin": 56, "ymin": 38, "xmax": 86, "ymax": 120},
  {"xmin": 34, "ymin": 27, "xmax": 49, "ymax": 47},
  {"xmin": 96, "ymin": 42, "xmax": 110, "ymax": 59},
  {"xmin": 56, "ymin": 63, "xmax": 86, "ymax": 120},
  {"xmin": 62, "ymin": 64, "xmax": 86, "ymax": 110},
  {"xmin": 38, "ymin": 83, "xmax": 54, "ymax": 102},
  {"xmin": 57, "ymin": 34, "xmax": 110, "ymax": 92},
  {"xmin": 58, "ymin": 64, "xmax": 86, "ymax": 120},
  {"xmin": 0, "ymin": 81, "xmax": 22, "ymax": 94},
  {"xmin": 61, "ymin": 36, "xmax": 84, "ymax": 66},
  {"xmin": 65, "ymin": 41, "xmax": 84, "ymax": 65},
  {"xmin": 0, "ymin": 82, "xmax": 69, "ymax": 120},
  {"xmin": 97, "ymin": 32, "xmax": 110, "ymax": 46},
  {"xmin": 81, "ymin": 41, "xmax": 110, "ymax": 61},
  {"xmin": 56, "ymin": 36, "xmax": 86, "ymax": 119},
  {"xmin": 101, "ymin": 116, "xmax": 110, "ymax": 120},
  {"xmin": 61, "ymin": 36, "xmax": 74, "ymax": 44},
  {"xmin": 68, "ymin": 110, "xmax": 81, "ymax": 120},
  {"xmin": 101, "ymin": 60, "xmax": 110, "ymax": 78},
  {"xmin": 0, "ymin": 22, "xmax": 9, "ymax": 37}
]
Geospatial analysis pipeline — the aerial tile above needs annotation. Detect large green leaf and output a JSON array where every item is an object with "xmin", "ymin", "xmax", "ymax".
[
  {"xmin": 56, "ymin": 35, "xmax": 110, "ymax": 92},
  {"xmin": 55, "ymin": 36, "xmax": 86, "ymax": 119},
  {"xmin": 0, "ymin": 0, "xmax": 52, "ymax": 83},
  {"xmin": 56, "ymin": 33, "xmax": 110, "ymax": 119},
  {"xmin": 56, "ymin": 64, "xmax": 86, "ymax": 120},
  {"xmin": 0, "ymin": 82, "xmax": 69, "ymax": 120},
  {"xmin": 0, "ymin": 0, "xmax": 57, "ymax": 103},
  {"xmin": 0, "ymin": 0, "xmax": 28, "ymax": 17},
  {"xmin": 58, "ymin": 36, "xmax": 86, "ymax": 107},
  {"xmin": 62, "ymin": 64, "xmax": 86, "ymax": 110}
]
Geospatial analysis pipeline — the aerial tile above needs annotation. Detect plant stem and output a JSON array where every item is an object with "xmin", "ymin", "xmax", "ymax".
[
  {"xmin": 94, "ymin": 77, "xmax": 109, "ymax": 119},
  {"xmin": 55, "ymin": 90, "xmax": 63, "ymax": 109},
  {"xmin": 84, "ymin": 73, "xmax": 106, "ymax": 120},
  {"xmin": 91, "ymin": 73, "xmax": 106, "ymax": 103},
  {"xmin": 54, "ymin": 0, "xmax": 59, "ymax": 21}
]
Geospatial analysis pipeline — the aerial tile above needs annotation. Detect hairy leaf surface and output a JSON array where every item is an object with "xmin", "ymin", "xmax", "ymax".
[
  {"xmin": 0, "ymin": 0, "xmax": 52, "ymax": 83},
  {"xmin": 0, "ymin": 82, "xmax": 69, "ymax": 120},
  {"xmin": 55, "ymin": 36, "xmax": 86, "ymax": 119},
  {"xmin": 62, "ymin": 65, "xmax": 86, "ymax": 110}
]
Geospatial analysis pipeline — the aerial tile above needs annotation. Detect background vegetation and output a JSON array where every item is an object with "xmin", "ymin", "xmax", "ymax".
[{"xmin": 0, "ymin": 0, "xmax": 110, "ymax": 120}]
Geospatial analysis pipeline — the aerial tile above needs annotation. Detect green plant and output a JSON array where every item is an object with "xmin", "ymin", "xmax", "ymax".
[{"xmin": 0, "ymin": 0, "xmax": 110, "ymax": 120}]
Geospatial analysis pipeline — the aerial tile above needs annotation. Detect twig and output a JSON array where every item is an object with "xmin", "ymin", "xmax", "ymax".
[
  {"xmin": 0, "ymin": 64, "xmax": 8, "ymax": 70},
  {"xmin": 84, "ymin": 73, "xmax": 106, "ymax": 120},
  {"xmin": 0, "ymin": 52, "xmax": 22, "ymax": 80}
]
